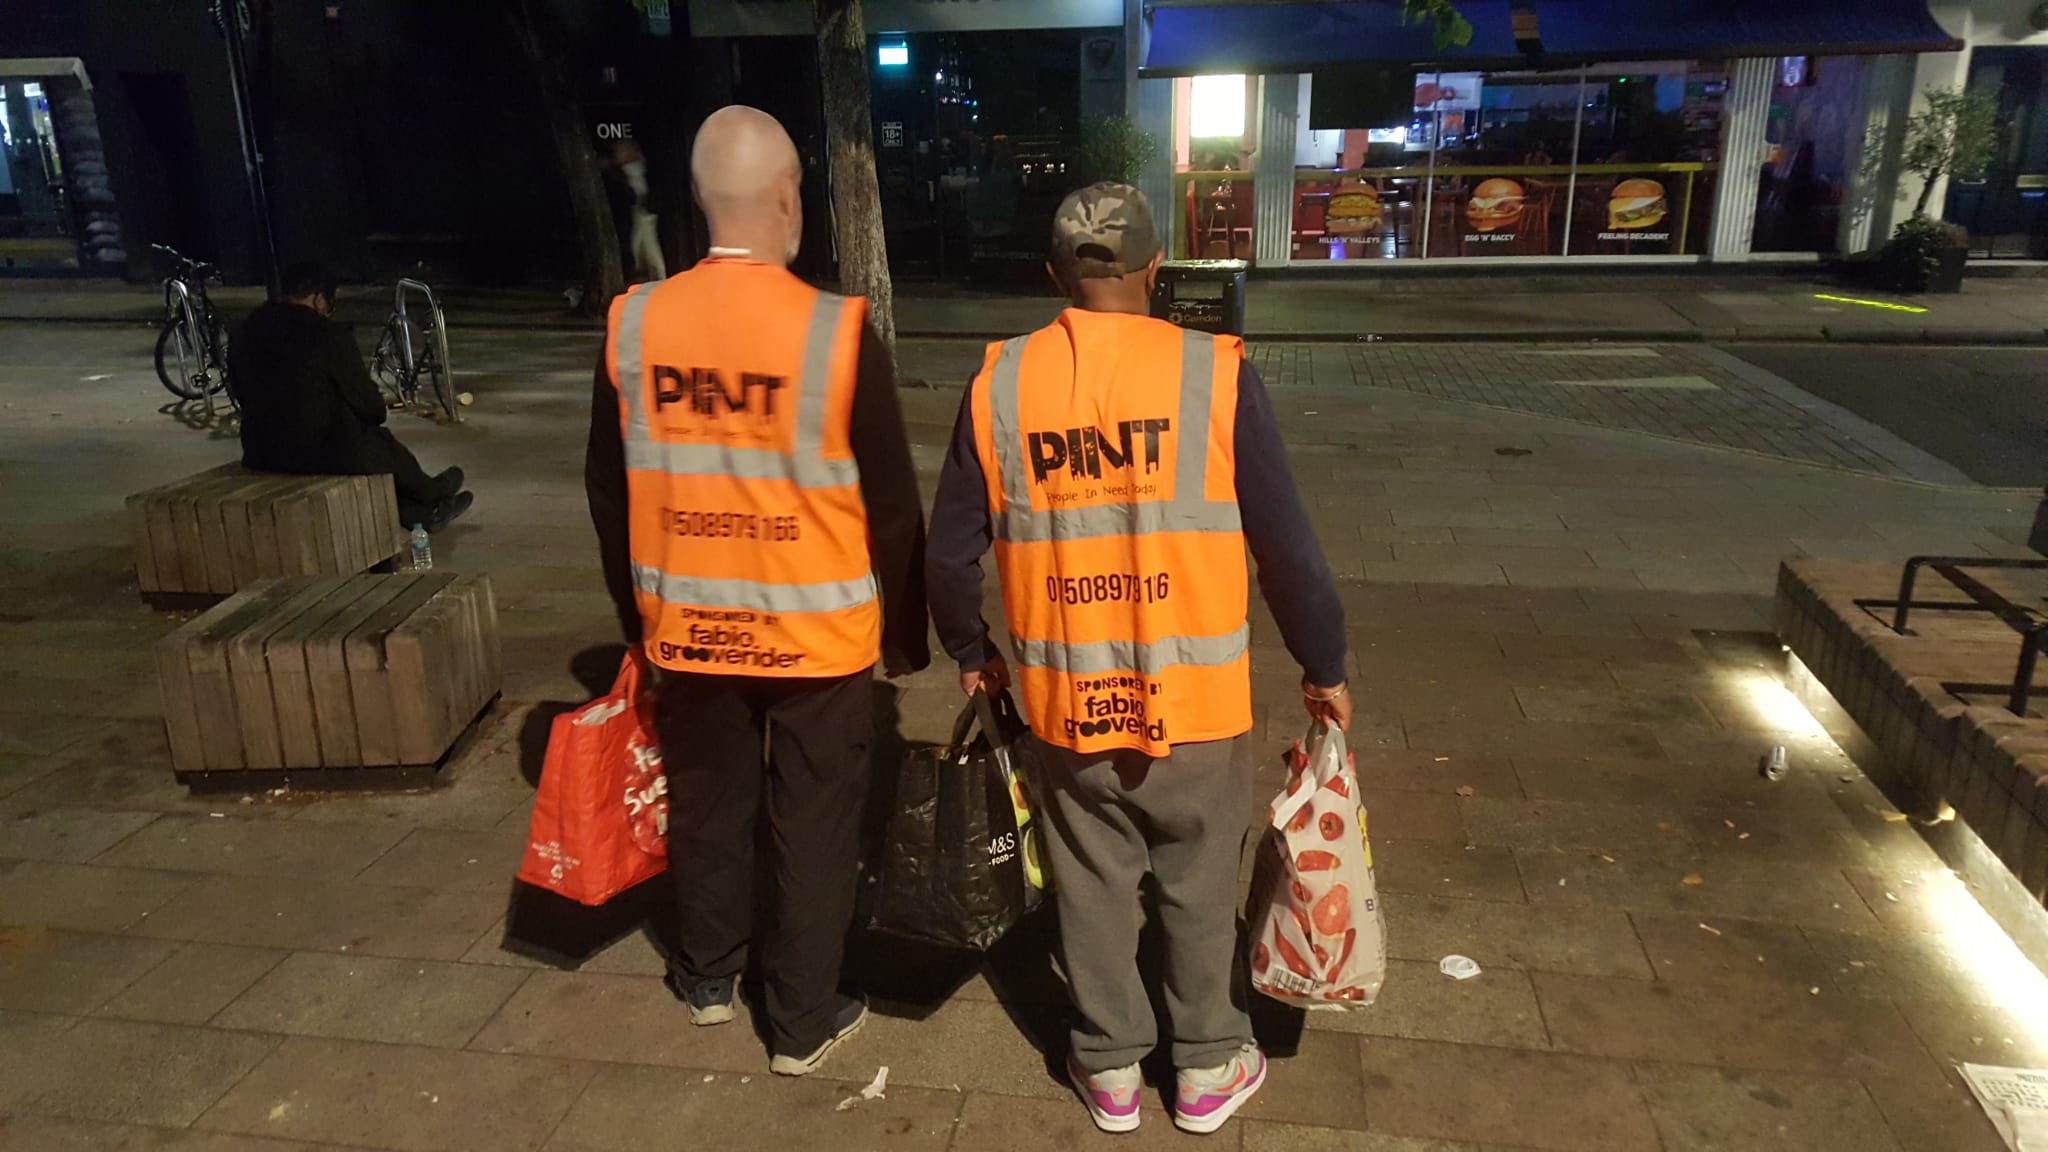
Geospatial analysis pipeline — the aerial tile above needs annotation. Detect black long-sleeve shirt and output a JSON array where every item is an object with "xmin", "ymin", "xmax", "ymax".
[
  {"xmin": 586, "ymin": 322, "xmax": 932, "ymax": 675},
  {"xmin": 926, "ymin": 356, "xmax": 1347, "ymax": 688},
  {"xmin": 231, "ymin": 301, "xmax": 390, "ymax": 472}
]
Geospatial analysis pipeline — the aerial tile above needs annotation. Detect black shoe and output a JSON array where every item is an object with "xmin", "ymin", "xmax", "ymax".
[
  {"xmin": 663, "ymin": 969, "xmax": 737, "ymax": 1026},
  {"xmin": 769, "ymin": 995, "xmax": 868, "ymax": 1077},
  {"xmin": 431, "ymin": 467, "xmax": 465, "ymax": 499},
  {"xmin": 422, "ymin": 490, "xmax": 473, "ymax": 532}
]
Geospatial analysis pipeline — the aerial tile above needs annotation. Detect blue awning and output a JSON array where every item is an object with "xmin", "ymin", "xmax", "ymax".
[
  {"xmin": 1140, "ymin": 0, "xmax": 1962, "ymax": 77},
  {"xmin": 1524, "ymin": 0, "xmax": 1962, "ymax": 61},
  {"xmin": 1140, "ymin": 2, "xmax": 1523, "ymax": 77}
]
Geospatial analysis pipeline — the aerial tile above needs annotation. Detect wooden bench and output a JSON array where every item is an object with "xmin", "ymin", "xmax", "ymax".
[
  {"xmin": 128, "ymin": 464, "xmax": 403, "ymax": 606},
  {"xmin": 157, "ymin": 573, "xmax": 501, "ymax": 790}
]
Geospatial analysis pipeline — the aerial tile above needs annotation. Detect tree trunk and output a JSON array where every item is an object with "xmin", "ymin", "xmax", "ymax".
[
  {"xmin": 815, "ymin": 0, "xmax": 895, "ymax": 347},
  {"xmin": 1913, "ymin": 170, "xmax": 1939, "ymax": 221},
  {"xmin": 508, "ymin": 0, "xmax": 622, "ymax": 316}
]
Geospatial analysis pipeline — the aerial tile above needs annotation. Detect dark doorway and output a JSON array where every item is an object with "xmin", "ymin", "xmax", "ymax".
[
  {"xmin": 121, "ymin": 72, "xmax": 215, "ymax": 263},
  {"xmin": 1947, "ymin": 46, "xmax": 2048, "ymax": 259}
]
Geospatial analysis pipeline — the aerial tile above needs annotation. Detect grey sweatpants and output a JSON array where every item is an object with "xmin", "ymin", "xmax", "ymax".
[{"xmin": 1033, "ymin": 733, "xmax": 1256, "ymax": 1073}]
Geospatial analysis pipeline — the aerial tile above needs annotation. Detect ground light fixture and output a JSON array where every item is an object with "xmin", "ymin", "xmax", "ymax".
[
  {"xmin": 1813, "ymin": 293, "xmax": 1930, "ymax": 314},
  {"xmin": 1775, "ymin": 653, "xmax": 2048, "ymax": 1054}
]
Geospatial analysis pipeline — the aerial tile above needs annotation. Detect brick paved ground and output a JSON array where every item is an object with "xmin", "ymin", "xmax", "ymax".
[{"xmin": 2, "ymin": 324, "xmax": 2045, "ymax": 1151}]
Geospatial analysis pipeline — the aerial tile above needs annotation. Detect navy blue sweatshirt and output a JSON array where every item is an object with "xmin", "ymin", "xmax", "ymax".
[{"xmin": 925, "ymin": 353, "xmax": 1348, "ymax": 689}]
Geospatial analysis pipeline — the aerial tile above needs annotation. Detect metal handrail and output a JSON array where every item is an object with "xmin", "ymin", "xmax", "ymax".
[{"xmin": 1880, "ymin": 554, "xmax": 2048, "ymax": 717}]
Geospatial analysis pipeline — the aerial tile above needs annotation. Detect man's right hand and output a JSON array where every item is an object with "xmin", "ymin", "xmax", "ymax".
[
  {"xmin": 960, "ymin": 654, "xmax": 1011, "ymax": 698},
  {"xmin": 1304, "ymin": 678, "xmax": 1352, "ymax": 732}
]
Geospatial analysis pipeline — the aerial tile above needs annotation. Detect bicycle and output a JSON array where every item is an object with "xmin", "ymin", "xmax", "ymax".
[
  {"xmin": 153, "ymin": 244, "xmax": 234, "ymax": 415},
  {"xmin": 369, "ymin": 278, "xmax": 460, "ymax": 423}
]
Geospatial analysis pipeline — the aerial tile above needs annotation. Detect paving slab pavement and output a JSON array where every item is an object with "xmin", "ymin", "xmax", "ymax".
[
  {"xmin": 1, "ymin": 322, "xmax": 2044, "ymax": 1148},
  {"xmin": 3, "ymin": 270, "xmax": 2044, "ymax": 344}
]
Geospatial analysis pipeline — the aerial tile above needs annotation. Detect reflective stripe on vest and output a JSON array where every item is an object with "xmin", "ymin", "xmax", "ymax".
[
  {"xmin": 987, "ymin": 328, "xmax": 1241, "ymax": 542},
  {"xmin": 1013, "ymin": 624, "xmax": 1252, "ymax": 676},
  {"xmin": 630, "ymin": 563, "xmax": 878, "ymax": 615},
  {"xmin": 618, "ymin": 291, "xmax": 859, "ymax": 491}
]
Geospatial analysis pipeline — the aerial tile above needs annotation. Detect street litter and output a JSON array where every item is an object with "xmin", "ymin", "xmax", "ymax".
[
  {"xmin": 1761, "ymin": 745, "xmax": 1789, "ymax": 781},
  {"xmin": 1681, "ymin": 874, "xmax": 1704, "ymax": 886},
  {"xmin": 1960, "ymin": 1061, "xmax": 2048, "ymax": 1152},
  {"xmin": 1599, "ymin": 855, "xmax": 1615, "ymax": 863},
  {"xmin": 1433, "ymin": 756, "xmax": 1450, "ymax": 763},
  {"xmin": 1809, "ymin": 987, "xmax": 1821, "ymax": 996},
  {"xmin": 835, "ymin": 1066, "xmax": 890, "ymax": 1111},
  {"xmin": 1699, "ymin": 924, "xmax": 1722, "ymax": 936},
  {"xmin": 1885, "ymin": 892, "xmax": 1900, "ymax": 903},
  {"xmin": 702, "ymin": 1075, "xmax": 714, "ymax": 1083},
  {"xmin": 1439, "ymin": 955, "xmax": 1482, "ymax": 980},
  {"xmin": 1455, "ymin": 785, "xmax": 1475, "ymax": 797}
]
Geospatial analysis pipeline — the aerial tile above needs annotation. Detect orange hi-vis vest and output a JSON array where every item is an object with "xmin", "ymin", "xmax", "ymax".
[
  {"xmin": 968, "ymin": 308, "xmax": 1250, "ymax": 757},
  {"xmin": 609, "ymin": 258, "xmax": 879, "ymax": 678}
]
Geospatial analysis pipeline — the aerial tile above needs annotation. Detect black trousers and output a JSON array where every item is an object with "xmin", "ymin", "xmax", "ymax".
[
  {"xmin": 653, "ymin": 665, "xmax": 874, "ymax": 1057},
  {"xmin": 352, "ymin": 427, "xmax": 444, "ymax": 528},
  {"xmin": 246, "ymin": 425, "xmax": 446, "ymax": 527}
]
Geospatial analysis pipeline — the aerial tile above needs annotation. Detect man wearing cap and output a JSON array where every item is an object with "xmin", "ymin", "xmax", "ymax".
[{"xmin": 926, "ymin": 183, "xmax": 1350, "ymax": 1135}]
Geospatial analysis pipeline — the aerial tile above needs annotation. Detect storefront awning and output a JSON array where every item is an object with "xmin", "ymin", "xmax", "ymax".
[
  {"xmin": 1523, "ymin": 0, "xmax": 1963, "ymax": 61},
  {"xmin": 1140, "ymin": 0, "xmax": 1962, "ymax": 77},
  {"xmin": 1140, "ymin": 1, "xmax": 1523, "ymax": 77}
]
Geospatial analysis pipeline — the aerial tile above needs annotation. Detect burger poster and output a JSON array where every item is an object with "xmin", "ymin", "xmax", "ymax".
[
  {"xmin": 1325, "ymin": 188, "xmax": 1383, "ymax": 237},
  {"xmin": 1596, "ymin": 177, "xmax": 1673, "ymax": 249},
  {"xmin": 1463, "ymin": 177, "xmax": 1523, "ymax": 245}
]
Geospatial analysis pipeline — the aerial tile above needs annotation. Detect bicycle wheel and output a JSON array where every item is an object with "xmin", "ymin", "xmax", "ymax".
[
  {"xmin": 421, "ymin": 323, "xmax": 458, "ymax": 422},
  {"xmin": 370, "ymin": 317, "xmax": 413, "ymax": 409},
  {"xmin": 155, "ymin": 319, "xmax": 207, "ymax": 400}
]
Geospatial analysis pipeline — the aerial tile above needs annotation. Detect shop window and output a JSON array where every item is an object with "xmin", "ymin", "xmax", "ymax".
[
  {"xmin": 1752, "ymin": 55, "xmax": 1866, "ymax": 253},
  {"xmin": 1175, "ymin": 74, "xmax": 1259, "ymax": 261},
  {"xmin": 1258, "ymin": 63, "xmax": 1724, "ymax": 263}
]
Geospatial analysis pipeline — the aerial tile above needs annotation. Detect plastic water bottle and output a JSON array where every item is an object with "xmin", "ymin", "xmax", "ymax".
[{"xmin": 408, "ymin": 524, "xmax": 432, "ymax": 571}]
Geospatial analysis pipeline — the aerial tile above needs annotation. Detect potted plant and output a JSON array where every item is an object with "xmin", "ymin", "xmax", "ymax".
[
  {"xmin": 1078, "ymin": 115, "xmax": 1159, "ymax": 186},
  {"xmin": 1867, "ymin": 86, "xmax": 2001, "ymax": 293}
]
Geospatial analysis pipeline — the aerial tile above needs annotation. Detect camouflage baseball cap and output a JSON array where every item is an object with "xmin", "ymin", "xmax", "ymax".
[{"xmin": 1051, "ymin": 183, "xmax": 1161, "ymax": 279}]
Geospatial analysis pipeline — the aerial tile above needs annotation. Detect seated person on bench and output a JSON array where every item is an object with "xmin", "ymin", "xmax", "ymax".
[{"xmin": 230, "ymin": 261, "xmax": 473, "ymax": 531}]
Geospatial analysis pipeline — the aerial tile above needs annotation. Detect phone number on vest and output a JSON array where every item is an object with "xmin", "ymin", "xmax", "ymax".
[
  {"xmin": 1047, "ymin": 573, "xmax": 1170, "ymax": 606},
  {"xmin": 660, "ymin": 509, "xmax": 801, "ymax": 542}
]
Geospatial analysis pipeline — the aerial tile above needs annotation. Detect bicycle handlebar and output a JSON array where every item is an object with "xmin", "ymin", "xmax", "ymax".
[{"xmin": 152, "ymin": 243, "xmax": 218, "ymax": 283}]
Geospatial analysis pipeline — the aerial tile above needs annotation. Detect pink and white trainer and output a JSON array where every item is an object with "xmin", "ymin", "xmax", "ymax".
[
  {"xmin": 1174, "ymin": 1043, "xmax": 1266, "ymax": 1134},
  {"xmin": 1067, "ymin": 1055, "xmax": 1143, "ymax": 1133}
]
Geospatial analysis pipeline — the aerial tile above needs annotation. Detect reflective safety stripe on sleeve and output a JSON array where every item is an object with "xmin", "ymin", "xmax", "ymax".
[
  {"xmin": 620, "ymin": 291, "xmax": 860, "ymax": 491},
  {"xmin": 631, "ymin": 563, "xmax": 878, "ymax": 615},
  {"xmin": 1013, "ymin": 624, "xmax": 1251, "ymax": 675}
]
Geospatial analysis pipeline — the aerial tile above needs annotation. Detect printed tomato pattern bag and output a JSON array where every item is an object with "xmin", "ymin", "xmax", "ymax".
[{"xmin": 1248, "ymin": 720, "xmax": 1386, "ymax": 1008}]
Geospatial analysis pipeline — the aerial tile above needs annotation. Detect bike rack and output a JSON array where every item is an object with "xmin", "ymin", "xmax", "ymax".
[
  {"xmin": 162, "ymin": 276, "xmax": 217, "ymax": 421},
  {"xmin": 1857, "ymin": 554, "xmax": 2048, "ymax": 717},
  {"xmin": 393, "ymin": 278, "xmax": 458, "ymax": 422}
]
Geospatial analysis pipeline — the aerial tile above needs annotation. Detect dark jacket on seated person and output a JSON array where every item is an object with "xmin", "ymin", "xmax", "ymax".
[{"xmin": 230, "ymin": 301, "xmax": 394, "ymax": 475}]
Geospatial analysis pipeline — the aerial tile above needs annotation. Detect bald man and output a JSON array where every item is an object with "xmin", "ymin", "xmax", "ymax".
[{"xmin": 585, "ymin": 105, "xmax": 929, "ymax": 1075}]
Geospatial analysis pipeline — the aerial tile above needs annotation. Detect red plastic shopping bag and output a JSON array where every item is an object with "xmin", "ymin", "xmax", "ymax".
[
  {"xmin": 1248, "ymin": 720, "xmax": 1386, "ymax": 1008},
  {"xmin": 516, "ymin": 654, "xmax": 669, "ymax": 905}
]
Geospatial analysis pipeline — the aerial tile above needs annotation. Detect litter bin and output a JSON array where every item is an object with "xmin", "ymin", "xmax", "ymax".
[{"xmin": 1150, "ymin": 259, "xmax": 1248, "ymax": 336}]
